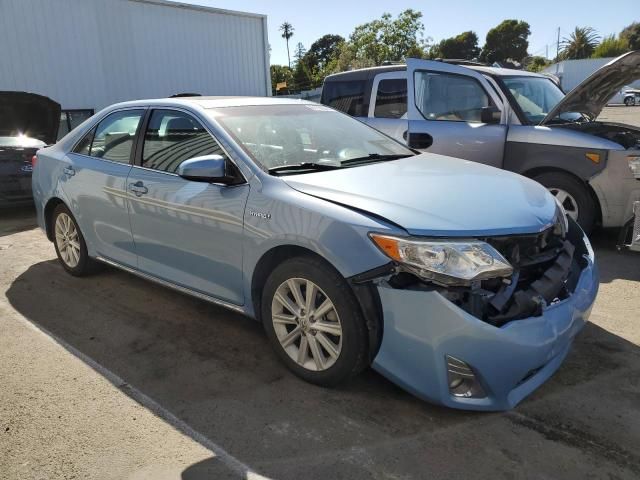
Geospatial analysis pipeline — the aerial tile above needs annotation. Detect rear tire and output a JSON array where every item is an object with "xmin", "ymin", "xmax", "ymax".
[
  {"xmin": 51, "ymin": 204, "xmax": 98, "ymax": 276},
  {"xmin": 261, "ymin": 255, "xmax": 369, "ymax": 387},
  {"xmin": 532, "ymin": 171, "xmax": 597, "ymax": 234}
]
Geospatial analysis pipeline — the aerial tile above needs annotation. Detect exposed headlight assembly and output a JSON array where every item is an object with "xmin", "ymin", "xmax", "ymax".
[
  {"xmin": 552, "ymin": 195, "xmax": 569, "ymax": 237},
  {"xmin": 370, "ymin": 234, "xmax": 513, "ymax": 286},
  {"xmin": 628, "ymin": 155, "xmax": 640, "ymax": 179}
]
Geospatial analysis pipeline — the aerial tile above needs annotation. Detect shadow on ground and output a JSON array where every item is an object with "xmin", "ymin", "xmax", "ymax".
[
  {"xmin": 590, "ymin": 228, "xmax": 640, "ymax": 283},
  {"xmin": 0, "ymin": 206, "xmax": 37, "ymax": 238},
  {"xmin": 6, "ymin": 255, "xmax": 640, "ymax": 479}
]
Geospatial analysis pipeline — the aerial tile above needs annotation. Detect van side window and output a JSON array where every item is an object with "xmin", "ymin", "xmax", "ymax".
[
  {"xmin": 321, "ymin": 81, "xmax": 366, "ymax": 116},
  {"xmin": 374, "ymin": 79, "xmax": 407, "ymax": 118},
  {"xmin": 414, "ymin": 71, "xmax": 490, "ymax": 123},
  {"xmin": 142, "ymin": 109, "xmax": 228, "ymax": 174}
]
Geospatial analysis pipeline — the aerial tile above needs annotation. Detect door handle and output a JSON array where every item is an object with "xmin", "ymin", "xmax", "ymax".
[
  {"xmin": 128, "ymin": 181, "xmax": 148, "ymax": 196},
  {"xmin": 63, "ymin": 166, "xmax": 76, "ymax": 177}
]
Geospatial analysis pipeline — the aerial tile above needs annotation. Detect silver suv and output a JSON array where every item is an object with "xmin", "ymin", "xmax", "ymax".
[{"xmin": 321, "ymin": 52, "xmax": 640, "ymax": 249}]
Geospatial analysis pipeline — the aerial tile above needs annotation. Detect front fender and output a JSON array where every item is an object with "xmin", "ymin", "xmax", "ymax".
[{"xmin": 241, "ymin": 180, "xmax": 400, "ymax": 317}]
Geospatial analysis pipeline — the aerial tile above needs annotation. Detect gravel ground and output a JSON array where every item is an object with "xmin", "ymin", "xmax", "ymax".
[{"xmin": 1, "ymin": 106, "xmax": 639, "ymax": 479}]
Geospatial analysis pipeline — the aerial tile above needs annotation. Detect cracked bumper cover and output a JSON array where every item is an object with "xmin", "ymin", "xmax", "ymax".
[{"xmin": 370, "ymin": 231, "xmax": 599, "ymax": 411}]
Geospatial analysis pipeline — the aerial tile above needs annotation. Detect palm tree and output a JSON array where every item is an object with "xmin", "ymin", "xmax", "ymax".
[
  {"xmin": 559, "ymin": 27, "xmax": 600, "ymax": 60},
  {"xmin": 280, "ymin": 21, "xmax": 294, "ymax": 68}
]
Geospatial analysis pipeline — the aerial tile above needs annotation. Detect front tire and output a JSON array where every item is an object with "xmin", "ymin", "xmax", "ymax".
[
  {"xmin": 52, "ymin": 204, "xmax": 97, "ymax": 276},
  {"xmin": 532, "ymin": 171, "xmax": 597, "ymax": 234},
  {"xmin": 261, "ymin": 256, "xmax": 369, "ymax": 387},
  {"xmin": 624, "ymin": 97, "xmax": 635, "ymax": 106}
]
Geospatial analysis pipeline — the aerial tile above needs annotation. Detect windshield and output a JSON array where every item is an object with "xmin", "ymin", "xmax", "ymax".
[
  {"xmin": 212, "ymin": 104, "xmax": 413, "ymax": 171},
  {"xmin": 502, "ymin": 76, "xmax": 581, "ymax": 124}
]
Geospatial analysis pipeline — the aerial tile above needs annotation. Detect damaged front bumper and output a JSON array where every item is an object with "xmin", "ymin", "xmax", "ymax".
[{"xmin": 370, "ymin": 230, "xmax": 599, "ymax": 411}]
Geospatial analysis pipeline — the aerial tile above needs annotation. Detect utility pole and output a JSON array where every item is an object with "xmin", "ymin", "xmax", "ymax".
[{"xmin": 556, "ymin": 27, "xmax": 560, "ymax": 59}]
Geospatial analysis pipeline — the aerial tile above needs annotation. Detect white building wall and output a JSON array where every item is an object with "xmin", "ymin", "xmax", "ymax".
[
  {"xmin": 0, "ymin": 0, "xmax": 270, "ymax": 110},
  {"xmin": 543, "ymin": 57, "xmax": 640, "ymax": 92}
]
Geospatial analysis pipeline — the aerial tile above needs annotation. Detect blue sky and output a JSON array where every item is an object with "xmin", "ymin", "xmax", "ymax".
[{"xmin": 173, "ymin": 0, "xmax": 637, "ymax": 66}]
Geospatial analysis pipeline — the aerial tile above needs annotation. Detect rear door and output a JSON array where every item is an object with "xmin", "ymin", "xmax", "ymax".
[
  {"xmin": 126, "ymin": 108, "xmax": 249, "ymax": 305},
  {"xmin": 406, "ymin": 59, "xmax": 507, "ymax": 167},
  {"xmin": 62, "ymin": 108, "xmax": 144, "ymax": 267},
  {"xmin": 366, "ymin": 71, "xmax": 409, "ymax": 143}
]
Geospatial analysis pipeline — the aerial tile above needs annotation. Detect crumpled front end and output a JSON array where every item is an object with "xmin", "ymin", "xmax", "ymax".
[{"xmin": 370, "ymin": 220, "xmax": 598, "ymax": 411}]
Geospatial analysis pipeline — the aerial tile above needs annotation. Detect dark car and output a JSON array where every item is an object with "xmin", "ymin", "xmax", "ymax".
[{"xmin": 0, "ymin": 91, "xmax": 60, "ymax": 207}]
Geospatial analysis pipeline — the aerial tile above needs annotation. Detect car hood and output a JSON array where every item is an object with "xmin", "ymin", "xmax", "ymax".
[
  {"xmin": 0, "ymin": 91, "xmax": 61, "ymax": 145},
  {"xmin": 541, "ymin": 50, "xmax": 640, "ymax": 124},
  {"xmin": 282, "ymin": 154, "xmax": 557, "ymax": 237}
]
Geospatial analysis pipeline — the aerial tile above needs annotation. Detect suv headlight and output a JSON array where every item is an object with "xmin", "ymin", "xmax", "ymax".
[
  {"xmin": 628, "ymin": 156, "xmax": 640, "ymax": 179},
  {"xmin": 370, "ymin": 234, "xmax": 513, "ymax": 286}
]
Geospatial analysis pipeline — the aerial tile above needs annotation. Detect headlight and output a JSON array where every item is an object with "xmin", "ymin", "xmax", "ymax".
[
  {"xmin": 369, "ymin": 234, "xmax": 513, "ymax": 286},
  {"xmin": 628, "ymin": 156, "xmax": 640, "ymax": 179},
  {"xmin": 552, "ymin": 195, "xmax": 569, "ymax": 237}
]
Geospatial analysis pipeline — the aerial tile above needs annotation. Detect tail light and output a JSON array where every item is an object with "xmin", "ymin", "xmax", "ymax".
[{"xmin": 31, "ymin": 155, "xmax": 37, "ymax": 168}]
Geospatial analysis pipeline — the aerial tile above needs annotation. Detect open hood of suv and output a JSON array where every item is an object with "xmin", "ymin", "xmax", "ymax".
[
  {"xmin": 541, "ymin": 50, "xmax": 640, "ymax": 124},
  {"xmin": 282, "ymin": 154, "xmax": 557, "ymax": 237},
  {"xmin": 0, "ymin": 91, "xmax": 61, "ymax": 145}
]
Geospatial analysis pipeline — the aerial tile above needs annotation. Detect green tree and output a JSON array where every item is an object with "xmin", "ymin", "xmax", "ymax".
[
  {"xmin": 348, "ymin": 9, "xmax": 428, "ymax": 67},
  {"xmin": 306, "ymin": 34, "xmax": 345, "ymax": 70},
  {"xmin": 524, "ymin": 56, "xmax": 551, "ymax": 72},
  {"xmin": 429, "ymin": 31, "xmax": 480, "ymax": 60},
  {"xmin": 279, "ymin": 21, "xmax": 294, "ymax": 68},
  {"xmin": 560, "ymin": 27, "xmax": 600, "ymax": 60},
  {"xmin": 620, "ymin": 22, "xmax": 640, "ymax": 50},
  {"xmin": 592, "ymin": 34, "xmax": 629, "ymax": 58},
  {"xmin": 270, "ymin": 64, "xmax": 293, "ymax": 95},
  {"xmin": 479, "ymin": 20, "xmax": 531, "ymax": 63}
]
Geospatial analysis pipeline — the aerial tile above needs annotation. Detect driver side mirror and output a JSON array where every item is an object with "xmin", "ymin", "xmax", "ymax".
[
  {"xmin": 178, "ymin": 155, "xmax": 233, "ymax": 183},
  {"xmin": 480, "ymin": 106, "xmax": 502, "ymax": 124}
]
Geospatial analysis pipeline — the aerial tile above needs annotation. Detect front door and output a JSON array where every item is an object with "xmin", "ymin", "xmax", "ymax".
[
  {"xmin": 406, "ymin": 59, "xmax": 508, "ymax": 168},
  {"xmin": 126, "ymin": 108, "xmax": 249, "ymax": 305}
]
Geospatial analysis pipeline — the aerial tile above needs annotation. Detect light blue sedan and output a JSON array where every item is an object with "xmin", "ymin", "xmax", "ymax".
[{"xmin": 32, "ymin": 97, "xmax": 599, "ymax": 410}]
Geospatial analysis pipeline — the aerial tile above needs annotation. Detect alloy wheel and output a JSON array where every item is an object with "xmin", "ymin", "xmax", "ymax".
[
  {"xmin": 55, "ymin": 212, "xmax": 81, "ymax": 268},
  {"xmin": 549, "ymin": 188, "xmax": 579, "ymax": 222},
  {"xmin": 271, "ymin": 278, "xmax": 342, "ymax": 372}
]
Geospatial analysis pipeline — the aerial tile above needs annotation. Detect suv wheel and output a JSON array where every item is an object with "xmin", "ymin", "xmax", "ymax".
[
  {"xmin": 624, "ymin": 96, "xmax": 635, "ymax": 106},
  {"xmin": 532, "ymin": 171, "xmax": 597, "ymax": 234},
  {"xmin": 52, "ymin": 204, "xmax": 97, "ymax": 276},
  {"xmin": 261, "ymin": 256, "xmax": 369, "ymax": 386}
]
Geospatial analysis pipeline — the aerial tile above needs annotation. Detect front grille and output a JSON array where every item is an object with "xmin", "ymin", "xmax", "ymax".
[{"xmin": 454, "ymin": 221, "xmax": 583, "ymax": 326}]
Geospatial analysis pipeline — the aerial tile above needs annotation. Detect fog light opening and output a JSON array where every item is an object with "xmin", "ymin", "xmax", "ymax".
[{"xmin": 446, "ymin": 355, "xmax": 487, "ymax": 399}]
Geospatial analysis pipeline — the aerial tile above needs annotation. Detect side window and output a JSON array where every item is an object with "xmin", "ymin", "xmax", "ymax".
[
  {"xmin": 321, "ymin": 80, "xmax": 366, "ymax": 116},
  {"xmin": 142, "ymin": 109, "xmax": 227, "ymax": 174},
  {"xmin": 414, "ymin": 71, "xmax": 491, "ymax": 123},
  {"xmin": 374, "ymin": 79, "xmax": 408, "ymax": 118},
  {"xmin": 89, "ymin": 110, "xmax": 144, "ymax": 163},
  {"xmin": 72, "ymin": 126, "xmax": 96, "ymax": 155}
]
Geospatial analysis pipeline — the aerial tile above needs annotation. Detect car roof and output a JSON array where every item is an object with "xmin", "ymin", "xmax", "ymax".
[
  {"xmin": 105, "ymin": 96, "xmax": 316, "ymax": 110},
  {"xmin": 324, "ymin": 63, "xmax": 548, "ymax": 81}
]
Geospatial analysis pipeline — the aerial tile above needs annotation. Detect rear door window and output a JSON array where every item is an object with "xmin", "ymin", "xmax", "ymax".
[
  {"xmin": 321, "ymin": 80, "xmax": 366, "ymax": 116},
  {"xmin": 374, "ymin": 79, "xmax": 408, "ymax": 118},
  {"xmin": 88, "ymin": 110, "xmax": 144, "ymax": 163}
]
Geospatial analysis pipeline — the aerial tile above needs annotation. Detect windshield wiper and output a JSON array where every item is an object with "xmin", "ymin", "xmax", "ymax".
[
  {"xmin": 268, "ymin": 162, "xmax": 341, "ymax": 175},
  {"xmin": 340, "ymin": 153, "xmax": 414, "ymax": 166}
]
